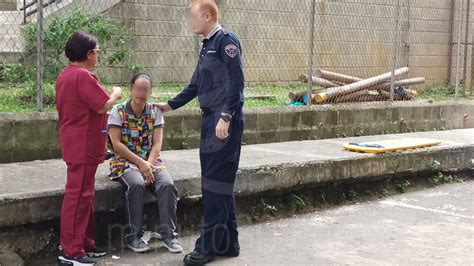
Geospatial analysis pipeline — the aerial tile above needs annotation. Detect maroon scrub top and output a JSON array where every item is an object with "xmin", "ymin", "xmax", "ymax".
[{"xmin": 55, "ymin": 65, "xmax": 110, "ymax": 164}]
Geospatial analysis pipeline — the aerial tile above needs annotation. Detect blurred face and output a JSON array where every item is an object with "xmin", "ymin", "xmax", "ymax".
[
  {"xmin": 130, "ymin": 77, "xmax": 152, "ymax": 106},
  {"xmin": 187, "ymin": 4, "xmax": 213, "ymax": 35},
  {"xmin": 86, "ymin": 45, "xmax": 100, "ymax": 68}
]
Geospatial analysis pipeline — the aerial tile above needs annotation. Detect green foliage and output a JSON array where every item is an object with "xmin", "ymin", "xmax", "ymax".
[
  {"xmin": 429, "ymin": 160, "xmax": 455, "ymax": 184},
  {"xmin": 397, "ymin": 180, "xmax": 411, "ymax": 193},
  {"xmin": 348, "ymin": 188, "xmax": 357, "ymax": 199},
  {"xmin": 355, "ymin": 129, "xmax": 365, "ymax": 137},
  {"xmin": 288, "ymin": 193, "xmax": 306, "ymax": 211},
  {"xmin": 0, "ymin": 62, "xmax": 35, "ymax": 83},
  {"xmin": 22, "ymin": 82, "xmax": 56, "ymax": 105},
  {"xmin": 24, "ymin": 9, "xmax": 140, "ymax": 81},
  {"xmin": 261, "ymin": 199, "xmax": 278, "ymax": 216}
]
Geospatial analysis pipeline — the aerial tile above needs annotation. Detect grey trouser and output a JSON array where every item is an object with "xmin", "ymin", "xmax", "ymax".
[{"xmin": 118, "ymin": 169, "xmax": 179, "ymax": 240}]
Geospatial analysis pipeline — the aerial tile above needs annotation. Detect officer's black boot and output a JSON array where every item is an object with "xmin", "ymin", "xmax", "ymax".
[
  {"xmin": 216, "ymin": 241, "xmax": 240, "ymax": 257},
  {"xmin": 183, "ymin": 251, "xmax": 215, "ymax": 266}
]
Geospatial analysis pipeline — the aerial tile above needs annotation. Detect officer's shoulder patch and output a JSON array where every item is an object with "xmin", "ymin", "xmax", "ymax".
[{"xmin": 225, "ymin": 44, "xmax": 238, "ymax": 58}]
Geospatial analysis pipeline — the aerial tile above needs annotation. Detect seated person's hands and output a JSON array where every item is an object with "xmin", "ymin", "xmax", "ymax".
[{"xmin": 137, "ymin": 160, "xmax": 155, "ymax": 184}]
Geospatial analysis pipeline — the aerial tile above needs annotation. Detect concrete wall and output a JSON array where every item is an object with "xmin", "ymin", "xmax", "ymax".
[
  {"xmin": 0, "ymin": 0, "xmax": 16, "ymax": 11},
  {"xmin": 97, "ymin": 0, "xmax": 474, "ymax": 89},
  {"xmin": 312, "ymin": 0, "xmax": 473, "ymax": 88},
  {"xmin": 447, "ymin": 0, "xmax": 474, "ymax": 89},
  {"xmin": 1, "ymin": 0, "xmax": 473, "ymax": 88},
  {"xmin": 0, "ymin": 101, "xmax": 473, "ymax": 163}
]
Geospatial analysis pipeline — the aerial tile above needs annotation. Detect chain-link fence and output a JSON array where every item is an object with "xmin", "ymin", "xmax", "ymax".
[{"xmin": 0, "ymin": 0, "xmax": 472, "ymax": 111}]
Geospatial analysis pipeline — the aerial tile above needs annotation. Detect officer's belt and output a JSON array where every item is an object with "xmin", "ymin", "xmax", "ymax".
[{"xmin": 200, "ymin": 107, "xmax": 216, "ymax": 116}]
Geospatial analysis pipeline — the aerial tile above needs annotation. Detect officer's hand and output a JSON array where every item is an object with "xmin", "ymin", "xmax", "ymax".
[
  {"xmin": 154, "ymin": 103, "xmax": 173, "ymax": 113},
  {"xmin": 138, "ymin": 160, "xmax": 155, "ymax": 184},
  {"xmin": 216, "ymin": 118, "xmax": 230, "ymax": 139}
]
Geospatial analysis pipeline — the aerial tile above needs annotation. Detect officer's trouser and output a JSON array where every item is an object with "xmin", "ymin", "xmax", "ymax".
[{"xmin": 194, "ymin": 110, "xmax": 244, "ymax": 256}]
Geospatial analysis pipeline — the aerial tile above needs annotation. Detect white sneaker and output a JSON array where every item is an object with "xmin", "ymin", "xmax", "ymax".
[
  {"xmin": 142, "ymin": 231, "xmax": 162, "ymax": 242},
  {"xmin": 126, "ymin": 236, "xmax": 150, "ymax": 253},
  {"xmin": 58, "ymin": 253, "xmax": 96, "ymax": 266},
  {"xmin": 162, "ymin": 238, "xmax": 183, "ymax": 253}
]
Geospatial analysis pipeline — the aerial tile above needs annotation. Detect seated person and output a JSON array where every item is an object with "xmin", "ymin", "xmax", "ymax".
[{"xmin": 108, "ymin": 73, "xmax": 183, "ymax": 253}]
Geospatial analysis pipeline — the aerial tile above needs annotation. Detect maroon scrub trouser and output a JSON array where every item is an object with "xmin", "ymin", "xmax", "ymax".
[{"xmin": 60, "ymin": 163, "xmax": 98, "ymax": 258}]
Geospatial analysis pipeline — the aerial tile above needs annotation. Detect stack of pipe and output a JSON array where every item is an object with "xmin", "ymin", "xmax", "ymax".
[{"xmin": 296, "ymin": 68, "xmax": 425, "ymax": 104}]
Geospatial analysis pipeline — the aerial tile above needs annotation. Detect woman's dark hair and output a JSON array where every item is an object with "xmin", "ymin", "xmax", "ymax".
[
  {"xmin": 130, "ymin": 73, "xmax": 153, "ymax": 88},
  {"xmin": 64, "ymin": 31, "xmax": 98, "ymax": 62}
]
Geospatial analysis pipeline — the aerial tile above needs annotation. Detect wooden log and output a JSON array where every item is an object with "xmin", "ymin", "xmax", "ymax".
[
  {"xmin": 334, "ymin": 89, "xmax": 416, "ymax": 103},
  {"xmin": 298, "ymin": 74, "xmax": 339, "ymax": 88},
  {"xmin": 316, "ymin": 88, "xmax": 416, "ymax": 104},
  {"xmin": 314, "ymin": 70, "xmax": 424, "ymax": 93},
  {"xmin": 330, "ymin": 90, "xmax": 390, "ymax": 103},
  {"xmin": 314, "ymin": 67, "xmax": 410, "ymax": 103},
  {"xmin": 372, "ymin": 77, "xmax": 425, "ymax": 92},
  {"xmin": 315, "ymin": 69, "xmax": 362, "ymax": 84}
]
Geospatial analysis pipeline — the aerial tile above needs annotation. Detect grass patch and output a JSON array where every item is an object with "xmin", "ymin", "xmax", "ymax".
[
  {"xmin": 0, "ymin": 82, "xmax": 304, "ymax": 112},
  {"xmin": 0, "ymin": 82, "xmax": 469, "ymax": 113},
  {"xmin": 417, "ymin": 85, "xmax": 468, "ymax": 101},
  {"xmin": 0, "ymin": 82, "xmax": 57, "ymax": 112}
]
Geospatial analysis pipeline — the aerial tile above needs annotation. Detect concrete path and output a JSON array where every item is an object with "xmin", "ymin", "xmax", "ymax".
[{"xmin": 95, "ymin": 180, "xmax": 474, "ymax": 265}]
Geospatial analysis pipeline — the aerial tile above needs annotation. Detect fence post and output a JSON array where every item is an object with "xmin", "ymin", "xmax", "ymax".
[
  {"xmin": 402, "ymin": 0, "xmax": 412, "ymax": 74},
  {"xmin": 447, "ymin": 0, "xmax": 456, "ymax": 85},
  {"xmin": 22, "ymin": 0, "xmax": 27, "ymax": 24},
  {"xmin": 462, "ymin": 0, "xmax": 470, "ymax": 92},
  {"xmin": 389, "ymin": 0, "xmax": 401, "ymax": 102},
  {"xmin": 36, "ymin": 0, "xmax": 44, "ymax": 112},
  {"xmin": 306, "ymin": 0, "xmax": 316, "ymax": 106},
  {"xmin": 471, "ymin": 32, "xmax": 474, "ymax": 96},
  {"xmin": 455, "ymin": 0, "xmax": 464, "ymax": 101}
]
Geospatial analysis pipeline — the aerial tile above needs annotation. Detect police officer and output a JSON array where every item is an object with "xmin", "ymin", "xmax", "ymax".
[{"xmin": 156, "ymin": 0, "xmax": 244, "ymax": 265}]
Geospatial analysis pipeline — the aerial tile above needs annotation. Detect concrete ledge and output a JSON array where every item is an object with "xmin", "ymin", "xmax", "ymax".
[
  {"xmin": 1, "ymin": 100, "xmax": 473, "ymax": 163},
  {"xmin": 0, "ymin": 129, "xmax": 472, "ymax": 228}
]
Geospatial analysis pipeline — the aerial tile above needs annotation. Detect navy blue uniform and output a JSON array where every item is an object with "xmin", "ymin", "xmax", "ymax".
[{"xmin": 168, "ymin": 26, "xmax": 244, "ymax": 256}]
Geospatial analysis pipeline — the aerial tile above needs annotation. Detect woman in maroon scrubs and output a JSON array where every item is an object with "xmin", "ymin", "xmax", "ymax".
[{"xmin": 55, "ymin": 31, "xmax": 122, "ymax": 266}]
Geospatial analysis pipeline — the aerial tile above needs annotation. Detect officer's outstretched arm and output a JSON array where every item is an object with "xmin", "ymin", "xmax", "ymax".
[
  {"xmin": 168, "ymin": 67, "xmax": 200, "ymax": 110},
  {"xmin": 221, "ymin": 35, "xmax": 244, "ymax": 117}
]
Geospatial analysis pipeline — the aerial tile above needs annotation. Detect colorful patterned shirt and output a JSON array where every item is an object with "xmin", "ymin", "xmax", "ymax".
[{"xmin": 107, "ymin": 100, "xmax": 165, "ymax": 180}]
